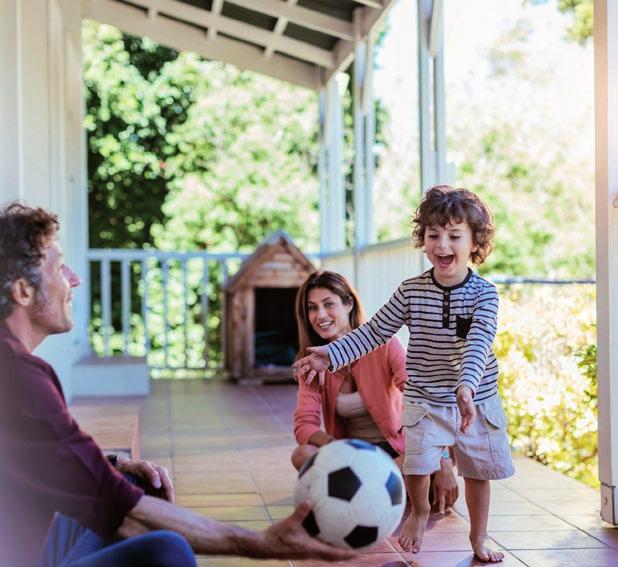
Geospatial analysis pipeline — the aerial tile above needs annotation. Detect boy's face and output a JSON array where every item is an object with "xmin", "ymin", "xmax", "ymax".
[{"xmin": 423, "ymin": 221, "xmax": 478, "ymax": 287}]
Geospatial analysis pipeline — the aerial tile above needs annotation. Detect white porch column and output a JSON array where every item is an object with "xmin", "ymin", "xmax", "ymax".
[
  {"xmin": 595, "ymin": 0, "xmax": 618, "ymax": 526},
  {"xmin": 319, "ymin": 75, "xmax": 346, "ymax": 255},
  {"xmin": 0, "ymin": 0, "xmax": 88, "ymax": 399},
  {"xmin": 417, "ymin": 0, "xmax": 448, "ymax": 192},
  {"xmin": 352, "ymin": 14, "xmax": 375, "ymax": 251},
  {"xmin": 0, "ymin": 0, "xmax": 21, "ymax": 199}
]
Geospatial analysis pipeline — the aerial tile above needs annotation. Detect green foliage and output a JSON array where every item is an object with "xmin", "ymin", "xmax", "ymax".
[
  {"xmin": 496, "ymin": 284, "xmax": 598, "ymax": 486},
  {"xmin": 445, "ymin": 6, "xmax": 595, "ymax": 279},
  {"xmin": 457, "ymin": 122, "xmax": 594, "ymax": 279},
  {"xmin": 558, "ymin": 0, "xmax": 593, "ymax": 43},
  {"xmin": 83, "ymin": 22, "xmax": 190, "ymax": 249}
]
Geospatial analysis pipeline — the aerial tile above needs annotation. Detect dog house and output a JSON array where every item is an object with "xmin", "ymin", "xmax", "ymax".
[{"xmin": 224, "ymin": 232, "xmax": 316, "ymax": 382}]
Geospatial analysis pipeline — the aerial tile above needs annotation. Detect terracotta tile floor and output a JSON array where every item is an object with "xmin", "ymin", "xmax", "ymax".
[{"xmin": 139, "ymin": 379, "xmax": 618, "ymax": 567}]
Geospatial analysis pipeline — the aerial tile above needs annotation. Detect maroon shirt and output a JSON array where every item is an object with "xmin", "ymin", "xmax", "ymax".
[{"xmin": 0, "ymin": 324, "xmax": 143, "ymax": 567}]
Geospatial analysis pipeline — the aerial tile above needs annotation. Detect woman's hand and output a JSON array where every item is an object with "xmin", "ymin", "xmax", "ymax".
[
  {"xmin": 117, "ymin": 457, "xmax": 175, "ymax": 503},
  {"xmin": 432, "ymin": 457, "xmax": 459, "ymax": 514},
  {"xmin": 292, "ymin": 346, "xmax": 330, "ymax": 386}
]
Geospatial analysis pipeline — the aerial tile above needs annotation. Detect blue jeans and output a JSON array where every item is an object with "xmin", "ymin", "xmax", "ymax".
[{"xmin": 38, "ymin": 513, "xmax": 196, "ymax": 567}]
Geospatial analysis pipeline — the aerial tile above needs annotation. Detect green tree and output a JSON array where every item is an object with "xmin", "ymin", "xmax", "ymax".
[
  {"xmin": 83, "ymin": 22, "xmax": 191, "ymax": 249},
  {"xmin": 558, "ymin": 0, "xmax": 593, "ymax": 43}
]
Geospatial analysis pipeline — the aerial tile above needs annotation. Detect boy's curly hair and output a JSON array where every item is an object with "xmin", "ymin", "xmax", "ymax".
[
  {"xmin": 0, "ymin": 202, "xmax": 59, "ymax": 320},
  {"xmin": 412, "ymin": 185, "xmax": 494, "ymax": 265}
]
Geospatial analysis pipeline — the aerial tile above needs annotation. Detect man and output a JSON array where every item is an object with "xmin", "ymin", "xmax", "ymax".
[{"xmin": 0, "ymin": 202, "xmax": 355, "ymax": 566}]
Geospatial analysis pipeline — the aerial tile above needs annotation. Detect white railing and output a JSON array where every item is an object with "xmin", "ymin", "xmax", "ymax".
[
  {"xmin": 88, "ymin": 249, "xmax": 250, "ymax": 370},
  {"xmin": 322, "ymin": 238, "xmax": 424, "ymax": 318},
  {"xmin": 87, "ymin": 241, "xmax": 423, "ymax": 370},
  {"xmin": 87, "ymin": 241, "xmax": 593, "ymax": 372}
]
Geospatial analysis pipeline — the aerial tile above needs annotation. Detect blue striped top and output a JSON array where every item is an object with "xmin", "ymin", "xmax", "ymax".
[{"xmin": 326, "ymin": 268, "xmax": 499, "ymax": 406}]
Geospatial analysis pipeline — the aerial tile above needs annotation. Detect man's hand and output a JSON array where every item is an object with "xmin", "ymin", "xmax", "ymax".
[
  {"xmin": 256, "ymin": 500, "xmax": 356, "ymax": 561},
  {"xmin": 117, "ymin": 457, "xmax": 175, "ymax": 503},
  {"xmin": 292, "ymin": 346, "xmax": 330, "ymax": 386},
  {"xmin": 432, "ymin": 457, "xmax": 459, "ymax": 514},
  {"xmin": 456, "ymin": 386, "xmax": 475, "ymax": 434}
]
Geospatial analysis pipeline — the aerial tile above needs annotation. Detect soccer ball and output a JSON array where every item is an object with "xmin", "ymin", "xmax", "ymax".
[{"xmin": 294, "ymin": 439, "xmax": 405, "ymax": 549}]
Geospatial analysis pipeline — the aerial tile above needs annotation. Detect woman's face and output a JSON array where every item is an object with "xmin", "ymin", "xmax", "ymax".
[{"xmin": 306, "ymin": 287, "xmax": 353, "ymax": 343}]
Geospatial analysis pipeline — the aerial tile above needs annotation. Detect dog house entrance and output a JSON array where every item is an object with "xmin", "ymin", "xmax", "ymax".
[{"xmin": 254, "ymin": 287, "xmax": 299, "ymax": 369}]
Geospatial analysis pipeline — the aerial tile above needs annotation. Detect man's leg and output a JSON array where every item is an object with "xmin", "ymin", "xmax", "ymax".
[
  {"xmin": 66, "ymin": 530, "xmax": 196, "ymax": 567},
  {"xmin": 38, "ymin": 514, "xmax": 106, "ymax": 567}
]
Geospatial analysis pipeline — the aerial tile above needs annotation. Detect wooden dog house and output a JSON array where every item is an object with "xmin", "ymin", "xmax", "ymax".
[{"xmin": 224, "ymin": 232, "xmax": 316, "ymax": 382}]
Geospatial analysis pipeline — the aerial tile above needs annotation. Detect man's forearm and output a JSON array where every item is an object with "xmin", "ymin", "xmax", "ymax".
[{"xmin": 119, "ymin": 495, "xmax": 265, "ymax": 556}]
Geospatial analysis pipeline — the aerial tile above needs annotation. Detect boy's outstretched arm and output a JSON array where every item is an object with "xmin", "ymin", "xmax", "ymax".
[{"xmin": 292, "ymin": 345, "xmax": 330, "ymax": 385}]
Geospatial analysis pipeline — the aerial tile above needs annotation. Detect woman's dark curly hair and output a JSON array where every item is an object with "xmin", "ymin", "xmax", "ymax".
[
  {"xmin": 412, "ymin": 185, "xmax": 494, "ymax": 264},
  {"xmin": 0, "ymin": 202, "xmax": 59, "ymax": 320}
]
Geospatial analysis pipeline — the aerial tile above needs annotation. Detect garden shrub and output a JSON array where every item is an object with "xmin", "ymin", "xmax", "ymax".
[{"xmin": 496, "ymin": 284, "xmax": 598, "ymax": 486}]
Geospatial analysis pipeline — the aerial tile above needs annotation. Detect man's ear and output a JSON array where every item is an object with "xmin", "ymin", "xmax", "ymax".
[{"xmin": 11, "ymin": 278, "xmax": 36, "ymax": 307}]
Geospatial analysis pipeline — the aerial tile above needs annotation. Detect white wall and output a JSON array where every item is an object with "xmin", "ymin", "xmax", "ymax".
[{"xmin": 0, "ymin": 0, "xmax": 88, "ymax": 399}]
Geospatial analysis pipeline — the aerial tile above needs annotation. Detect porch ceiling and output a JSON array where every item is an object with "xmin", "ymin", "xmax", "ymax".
[{"xmin": 82, "ymin": 0, "xmax": 395, "ymax": 90}]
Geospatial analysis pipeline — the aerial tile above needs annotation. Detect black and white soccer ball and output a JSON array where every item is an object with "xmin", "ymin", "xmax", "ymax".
[{"xmin": 294, "ymin": 438, "xmax": 405, "ymax": 549}]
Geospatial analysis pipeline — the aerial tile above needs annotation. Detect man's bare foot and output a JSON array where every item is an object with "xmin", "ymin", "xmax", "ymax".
[
  {"xmin": 470, "ymin": 535, "xmax": 504, "ymax": 562},
  {"xmin": 398, "ymin": 511, "xmax": 429, "ymax": 554}
]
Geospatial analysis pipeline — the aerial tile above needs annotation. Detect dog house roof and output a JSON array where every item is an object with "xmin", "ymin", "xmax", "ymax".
[{"xmin": 224, "ymin": 231, "xmax": 316, "ymax": 293}]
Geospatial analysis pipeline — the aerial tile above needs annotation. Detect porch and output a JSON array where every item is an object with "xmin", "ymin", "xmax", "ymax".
[{"xmin": 138, "ymin": 378, "xmax": 618, "ymax": 567}]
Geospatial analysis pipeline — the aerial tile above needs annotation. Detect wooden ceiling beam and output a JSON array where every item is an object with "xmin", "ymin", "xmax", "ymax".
[
  {"xmin": 232, "ymin": 0, "xmax": 354, "ymax": 41},
  {"xmin": 125, "ymin": 0, "xmax": 334, "ymax": 67},
  {"xmin": 83, "ymin": 0, "xmax": 321, "ymax": 90}
]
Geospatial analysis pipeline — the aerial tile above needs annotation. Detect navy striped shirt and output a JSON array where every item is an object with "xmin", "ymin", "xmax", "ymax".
[{"xmin": 326, "ymin": 268, "xmax": 499, "ymax": 406}]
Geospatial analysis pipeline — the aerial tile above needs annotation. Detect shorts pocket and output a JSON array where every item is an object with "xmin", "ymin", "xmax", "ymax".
[
  {"xmin": 481, "ymin": 398, "xmax": 511, "ymax": 462},
  {"xmin": 403, "ymin": 404, "xmax": 430, "ymax": 455}
]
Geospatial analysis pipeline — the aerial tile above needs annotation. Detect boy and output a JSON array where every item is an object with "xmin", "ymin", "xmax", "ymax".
[{"xmin": 293, "ymin": 185, "xmax": 514, "ymax": 562}]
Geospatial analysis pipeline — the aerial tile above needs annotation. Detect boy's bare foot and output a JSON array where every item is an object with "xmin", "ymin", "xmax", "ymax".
[
  {"xmin": 398, "ymin": 510, "xmax": 429, "ymax": 554},
  {"xmin": 470, "ymin": 535, "xmax": 504, "ymax": 562}
]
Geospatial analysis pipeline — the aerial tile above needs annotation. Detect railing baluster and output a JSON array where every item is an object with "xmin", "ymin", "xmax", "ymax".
[
  {"xmin": 201, "ymin": 259, "xmax": 209, "ymax": 369},
  {"xmin": 219, "ymin": 259, "xmax": 229, "ymax": 370},
  {"xmin": 162, "ymin": 258, "xmax": 169, "ymax": 368},
  {"xmin": 141, "ymin": 258, "xmax": 150, "ymax": 358},
  {"xmin": 87, "ymin": 249, "xmax": 251, "ymax": 368},
  {"xmin": 182, "ymin": 259, "xmax": 189, "ymax": 369},
  {"xmin": 101, "ymin": 258, "xmax": 111, "ymax": 357},
  {"xmin": 121, "ymin": 259, "xmax": 130, "ymax": 355}
]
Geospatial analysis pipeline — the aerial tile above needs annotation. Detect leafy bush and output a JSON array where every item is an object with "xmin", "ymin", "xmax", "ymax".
[{"xmin": 496, "ymin": 284, "xmax": 598, "ymax": 486}]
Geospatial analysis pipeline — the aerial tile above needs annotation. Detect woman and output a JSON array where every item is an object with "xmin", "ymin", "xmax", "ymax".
[{"xmin": 291, "ymin": 271, "xmax": 458, "ymax": 512}]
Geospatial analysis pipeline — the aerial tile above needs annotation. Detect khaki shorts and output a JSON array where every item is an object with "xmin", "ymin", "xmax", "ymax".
[{"xmin": 402, "ymin": 396, "xmax": 515, "ymax": 480}]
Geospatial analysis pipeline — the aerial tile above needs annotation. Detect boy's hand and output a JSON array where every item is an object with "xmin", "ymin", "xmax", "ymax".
[
  {"xmin": 292, "ymin": 346, "xmax": 330, "ymax": 386},
  {"xmin": 456, "ymin": 386, "xmax": 476, "ymax": 433}
]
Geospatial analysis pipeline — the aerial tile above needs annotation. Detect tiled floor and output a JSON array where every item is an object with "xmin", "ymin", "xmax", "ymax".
[{"xmin": 139, "ymin": 379, "xmax": 618, "ymax": 567}]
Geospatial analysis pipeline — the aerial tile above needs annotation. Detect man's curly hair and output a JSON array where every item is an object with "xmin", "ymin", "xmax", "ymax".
[
  {"xmin": 411, "ymin": 185, "xmax": 494, "ymax": 265},
  {"xmin": 0, "ymin": 202, "xmax": 59, "ymax": 320}
]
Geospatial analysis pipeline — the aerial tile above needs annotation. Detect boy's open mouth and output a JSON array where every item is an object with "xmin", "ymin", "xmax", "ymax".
[{"xmin": 436, "ymin": 254, "xmax": 454, "ymax": 268}]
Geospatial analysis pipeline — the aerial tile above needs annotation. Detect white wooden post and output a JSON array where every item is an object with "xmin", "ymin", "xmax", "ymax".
[
  {"xmin": 417, "ymin": 0, "xmax": 447, "ymax": 193},
  {"xmin": 0, "ymin": 0, "xmax": 21, "ymax": 201},
  {"xmin": 595, "ymin": 0, "xmax": 618, "ymax": 526},
  {"xmin": 318, "ymin": 89, "xmax": 330, "ymax": 254},
  {"xmin": 363, "ymin": 34, "xmax": 375, "ymax": 246},
  {"xmin": 352, "ymin": 25, "xmax": 376, "ymax": 252},
  {"xmin": 319, "ymin": 76, "xmax": 346, "ymax": 254}
]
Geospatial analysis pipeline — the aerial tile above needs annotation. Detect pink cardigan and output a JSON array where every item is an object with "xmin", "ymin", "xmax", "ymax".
[{"xmin": 293, "ymin": 338, "xmax": 407, "ymax": 455}]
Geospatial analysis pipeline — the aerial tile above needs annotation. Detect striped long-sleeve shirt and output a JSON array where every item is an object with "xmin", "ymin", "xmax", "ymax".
[{"xmin": 326, "ymin": 268, "xmax": 499, "ymax": 406}]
